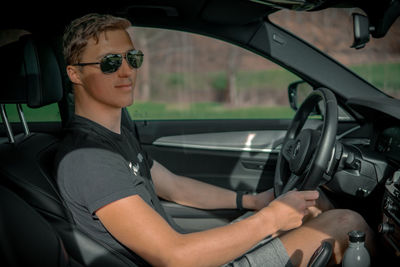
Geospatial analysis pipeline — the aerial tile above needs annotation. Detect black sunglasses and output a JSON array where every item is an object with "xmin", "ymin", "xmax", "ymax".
[{"xmin": 73, "ymin": 49, "xmax": 144, "ymax": 74}]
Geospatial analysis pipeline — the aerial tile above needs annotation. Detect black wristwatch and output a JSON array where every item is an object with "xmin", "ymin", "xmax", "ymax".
[{"xmin": 236, "ymin": 191, "xmax": 249, "ymax": 211}]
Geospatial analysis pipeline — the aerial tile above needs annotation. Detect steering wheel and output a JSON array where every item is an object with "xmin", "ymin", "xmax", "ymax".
[{"xmin": 274, "ymin": 88, "xmax": 338, "ymax": 197}]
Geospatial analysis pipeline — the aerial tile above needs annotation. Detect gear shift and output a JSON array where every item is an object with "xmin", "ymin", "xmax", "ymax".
[{"xmin": 307, "ymin": 241, "xmax": 333, "ymax": 267}]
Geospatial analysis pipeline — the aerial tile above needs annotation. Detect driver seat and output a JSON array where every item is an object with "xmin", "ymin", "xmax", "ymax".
[
  {"xmin": 0, "ymin": 34, "xmax": 137, "ymax": 266},
  {"xmin": 0, "ymin": 185, "xmax": 82, "ymax": 267}
]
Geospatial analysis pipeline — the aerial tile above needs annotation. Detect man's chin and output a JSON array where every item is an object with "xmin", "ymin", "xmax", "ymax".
[{"xmin": 123, "ymin": 99, "xmax": 134, "ymax": 108}]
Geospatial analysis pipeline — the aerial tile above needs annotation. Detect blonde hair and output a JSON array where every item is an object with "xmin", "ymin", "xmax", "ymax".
[{"xmin": 63, "ymin": 13, "xmax": 131, "ymax": 65}]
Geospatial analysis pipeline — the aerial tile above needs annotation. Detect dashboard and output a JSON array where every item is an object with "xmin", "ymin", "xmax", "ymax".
[{"xmin": 344, "ymin": 97, "xmax": 400, "ymax": 261}]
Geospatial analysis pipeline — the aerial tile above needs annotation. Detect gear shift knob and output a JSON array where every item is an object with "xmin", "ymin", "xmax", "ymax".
[{"xmin": 307, "ymin": 241, "xmax": 333, "ymax": 267}]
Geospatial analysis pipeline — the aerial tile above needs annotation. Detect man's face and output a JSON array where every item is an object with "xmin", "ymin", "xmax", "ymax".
[{"xmin": 75, "ymin": 29, "xmax": 137, "ymax": 109}]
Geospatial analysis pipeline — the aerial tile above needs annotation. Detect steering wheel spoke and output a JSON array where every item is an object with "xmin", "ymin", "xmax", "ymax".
[{"xmin": 282, "ymin": 173, "xmax": 301, "ymax": 194}]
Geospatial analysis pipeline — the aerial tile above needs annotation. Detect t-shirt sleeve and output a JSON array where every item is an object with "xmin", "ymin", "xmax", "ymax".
[{"xmin": 57, "ymin": 147, "xmax": 152, "ymax": 215}]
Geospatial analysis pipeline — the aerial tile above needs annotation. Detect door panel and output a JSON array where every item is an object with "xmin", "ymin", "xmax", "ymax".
[
  {"xmin": 150, "ymin": 130, "xmax": 284, "ymax": 190},
  {"xmin": 134, "ymin": 118, "xmax": 360, "ymax": 231},
  {"xmin": 144, "ymin": 144, "xmax": 278, "ymax": 191},
  {"xmin": 152, "ymin": 130, "xmax": 284, "ymax": 153},
  {"xmin": 136, "ymin": 119, "xmax": 290, "ymax": 230},
  {"xmin": 137, "ymin": 119, "xmax": 291, "ymax": 189}
]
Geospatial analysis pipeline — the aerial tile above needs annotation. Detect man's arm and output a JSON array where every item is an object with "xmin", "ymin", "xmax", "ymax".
[
  {"xmin": 151, "ymin": 160, "xmax": 274, "ymax": 211},
  {"xmin": 96, "ymin": 190, "xmax": 319, "ymax": 267}
]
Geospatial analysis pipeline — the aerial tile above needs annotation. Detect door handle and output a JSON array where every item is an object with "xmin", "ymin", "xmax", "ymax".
[{"xmin": 241, "ymin": 161, "xmax": 265, "ymax": 170}]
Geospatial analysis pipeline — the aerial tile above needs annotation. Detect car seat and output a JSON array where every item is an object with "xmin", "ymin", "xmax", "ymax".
[
  {"xmin": 0, "ymin": 34, "xmax": 137, "ymax": 266},
  {"xmin": 0, "ymin": 185, "xmax": 82, "ymax": 267}
]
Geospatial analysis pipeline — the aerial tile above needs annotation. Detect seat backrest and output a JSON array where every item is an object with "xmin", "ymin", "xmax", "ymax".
[
  {"xmin": 0, "ymin": 34, "xmax": 68, "ymax": 223},
  {"xmin": 0, "ymin": 34, "xmax": 137, "ymax": 267},
  {"xmin": 0, "ymin": 185, "xmax": 81, "ymax": 267}
]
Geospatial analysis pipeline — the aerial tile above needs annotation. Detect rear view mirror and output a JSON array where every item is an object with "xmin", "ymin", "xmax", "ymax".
[{"xmin": 351, "ymin": 13, "xmax": 370, "ymax": 49}]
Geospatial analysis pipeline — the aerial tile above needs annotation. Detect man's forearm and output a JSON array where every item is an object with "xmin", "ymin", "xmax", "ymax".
[
  {"xmin": 166, "ymin": 174, "xmax": 238, "ymax": 210},
  {"xmin": 151, "ymin": 161, "xmax": 272, "ymax": 210},
  {"xmin": 97, "ymin": 186, "xmax": 317, "ymax": 267},
  {"xmin": 152, "ymin": 161, "xmax": 236, "ymax": 209}
]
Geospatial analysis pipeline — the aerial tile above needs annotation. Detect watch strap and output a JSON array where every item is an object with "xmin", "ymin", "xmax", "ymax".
[{"xmin": 236, "ymin": 191, "xmax": 248, "ymax": 211}]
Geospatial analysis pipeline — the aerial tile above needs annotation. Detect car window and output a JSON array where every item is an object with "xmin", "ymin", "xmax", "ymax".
[
  {"xmin": 270, "ymin": 8, "xmax": 400, "ymax": 99},
  {"xmin": 3, "ymin": 104, "xmax": 61, "ymax": 122},
  {"xmin": 0, "ymin": 29, "xmax": 61, "ymax": 123},
  {"xmin": 127, "ymin": 27, "xmax": 299, "ymax": 120}
]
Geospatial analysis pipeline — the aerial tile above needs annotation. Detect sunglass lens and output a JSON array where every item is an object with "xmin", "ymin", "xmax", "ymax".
[
  {"xmin": 101, "ymin": 54, "xmax": 122, "ymax": 73},
  {"xmin": 127, "ymin": 50, "xmax": 144, "ymax": 69}
]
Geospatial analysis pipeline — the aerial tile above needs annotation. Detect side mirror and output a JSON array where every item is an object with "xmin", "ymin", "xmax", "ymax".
[
  {"xmin": 351, "ymin": 13, "xmax": 371, "ymax": 49},
  {"xmin": 288, "ymin": 81, "xmax": 300, "ymax": 111},
  {"xmin": 288, "ymin": 81, "xmax": 314, "ymax": 110},
  {"xmin": 288, "ymin": 81, "xmax": 321, "ymax": 115}
]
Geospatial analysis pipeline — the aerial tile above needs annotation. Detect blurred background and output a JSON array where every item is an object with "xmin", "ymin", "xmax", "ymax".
[{"xmin": 128, "ymin": 8, "xmax": 400, "ymax": 120}]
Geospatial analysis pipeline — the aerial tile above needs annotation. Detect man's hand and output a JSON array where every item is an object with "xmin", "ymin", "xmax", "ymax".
[
  {"xmin": 302, "ymin": 188, "xmax": 335, "ymax": 222},
  {"xmin": 262, "ymin": 190, "xmax": 319, "ymax": 232}
]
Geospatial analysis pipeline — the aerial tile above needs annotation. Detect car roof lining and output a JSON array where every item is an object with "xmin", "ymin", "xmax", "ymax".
[{"xmin": 1, "ymin": 0, "xmax": 398, "ymax": 39}]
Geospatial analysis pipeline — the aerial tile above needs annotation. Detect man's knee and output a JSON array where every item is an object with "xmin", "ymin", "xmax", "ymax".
[
  {"xmin": 323, "ymin": 209, "xmax": 368, "ymax": 231},
  {"xmin": 321, "ymin": 209, "xmax": 376, "ymax": 259}
]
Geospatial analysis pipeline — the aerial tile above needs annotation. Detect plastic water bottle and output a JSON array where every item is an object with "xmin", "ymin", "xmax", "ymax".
[{"xmin": 342, "ymin": 230, "xmax": 370, "ymax": 267}]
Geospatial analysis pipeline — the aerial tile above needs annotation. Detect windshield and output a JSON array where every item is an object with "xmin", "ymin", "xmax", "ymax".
[{"xmin": 270, "ymin": 8, "xmax": 400, "ymax": 99}]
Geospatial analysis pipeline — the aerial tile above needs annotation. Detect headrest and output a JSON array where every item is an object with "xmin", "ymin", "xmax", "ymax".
[{"xmin": 0, "ymin": 34, "xmax": 63, "ymax": 108}]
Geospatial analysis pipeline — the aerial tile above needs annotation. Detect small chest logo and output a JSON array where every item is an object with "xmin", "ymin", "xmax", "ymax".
[{"xmin": 128, "ymin": 162, "xmax": 140, "ymax": 176}]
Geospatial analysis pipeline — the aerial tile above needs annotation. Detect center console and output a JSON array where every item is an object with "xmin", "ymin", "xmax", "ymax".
[{"xmin": 379, "ymin": 170, "xmax": 400, "ymax": 257}]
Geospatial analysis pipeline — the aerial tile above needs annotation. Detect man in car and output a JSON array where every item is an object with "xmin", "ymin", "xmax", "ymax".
[{"xmin": 56, "ymin": 13, "xmax": 374, "ymax": 267}]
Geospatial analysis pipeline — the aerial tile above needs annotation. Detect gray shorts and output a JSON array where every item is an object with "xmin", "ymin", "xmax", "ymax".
[
  {"xmin": 223, "ymin": 236, "xmax": 293, "ymax": 267},
  {"xmin": 223, "ymin": 212, "xmax": 293, "ymax": 267}
]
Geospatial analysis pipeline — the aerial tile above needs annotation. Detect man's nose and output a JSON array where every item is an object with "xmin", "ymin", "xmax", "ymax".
[{"xmin": 118, "ymin": 57, "xmax": 134, "ymax": 77}]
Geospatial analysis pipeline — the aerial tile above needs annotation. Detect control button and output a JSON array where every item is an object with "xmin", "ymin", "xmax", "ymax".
[
  {"xmin": 378, "ymin": 223, "xmax": 395, "ymax": 234},
  {"xmin": 384, "ymin": 198, "xmax": 398, "ymax": 214},
  {"xmin": 393, "ymin": 189, "xmax": 400, "ymax": 200},
  {"xmin": 386, "ymin": 203, "xmax": 398, "ymax": 214},
  {"xmin": 345, "ymin": 152, "xmax": 360, "ymax": 170}
]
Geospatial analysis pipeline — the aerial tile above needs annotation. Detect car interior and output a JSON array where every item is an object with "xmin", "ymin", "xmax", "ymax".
[{"xmin": 0, "ymin": 0, "xmax": 399, "ymax": 266}]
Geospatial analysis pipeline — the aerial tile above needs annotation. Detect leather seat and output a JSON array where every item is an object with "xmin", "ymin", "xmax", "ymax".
[
  {"xmin": 0, "ymin": 35, "xmax": 137, "ymax": 266},
  {"xmin": 0, "ymin": 185, "xmax": 81, "ymax": 267}
]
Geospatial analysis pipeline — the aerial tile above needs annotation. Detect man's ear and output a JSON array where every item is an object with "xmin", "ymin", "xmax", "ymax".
[{"xmin": 66, "ymin": 65, "xmax": 83, "ymax": 85}]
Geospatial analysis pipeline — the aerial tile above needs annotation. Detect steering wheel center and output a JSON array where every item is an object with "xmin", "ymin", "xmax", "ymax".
[{"xmin": 287, "ymin": 129, "xmax": 318, "ymax": 175}]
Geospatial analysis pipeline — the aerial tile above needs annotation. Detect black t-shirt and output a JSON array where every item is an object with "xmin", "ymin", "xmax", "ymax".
[{"xmin": 55, "ymin": 115, "xmax": 179, "ymax": 265}]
